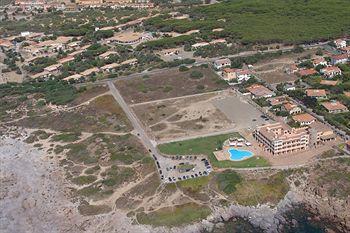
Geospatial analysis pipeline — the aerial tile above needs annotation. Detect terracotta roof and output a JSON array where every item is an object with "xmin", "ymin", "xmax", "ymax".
[
  {"xmin": 247, "ymin": 84, "xmax": 274, "ymax": 97},
  {"xmin": 331, "ymin": 54, "xmax": 348, "ymax": 60},
  {"xmin": 344, "ymin": 91, "xmax": 350, "ymax": 98},
  {"xmin": 58, "ymin": 56, "xmax": 74, "ymax": 64},
  {"xmin": 268, "ymin": 96, "xmax": 288, "ymax": 106},
  {"xmin": 298, "ymin": 68, "xmax": 317, "ymax": 76},
  {"xmin": 321, "ymin": 66, "xmax": 341, "ymax": 73},
  {"xmin": 283, "ymin": 102, "xmax": 298, "ymax": 111},
  {"xmin": 321, "ymin": 101, "xmax": 348, "ymax": 112},
  {"xmin": 292, "ymin": 113, "xmax": 316, "ymax": 123},
  {"xmin": 80, "ymin": 67, "xmax": 99, "ymax": 76},
  {"xmin": 306, "ymin": 89, "xmax": 326, "ymax": 97}
]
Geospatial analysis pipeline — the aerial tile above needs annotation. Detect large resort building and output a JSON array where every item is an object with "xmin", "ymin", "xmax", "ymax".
[
  {"xmin": 254, "ymin": 122, "xmax": 309, "ymax": 155},
  {"xmin": 253, "ymin": 121, "xmax": 336, "ymax": 155}
]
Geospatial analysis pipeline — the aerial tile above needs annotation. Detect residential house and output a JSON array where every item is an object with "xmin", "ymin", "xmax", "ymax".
[
  {"xmin": 312, "ymin": 57, "xmax": 327, "ymax": 67},
  {"xmin": 320, "ymin": 66, "xmax": 342, "ymax": 78},
  {"xmin": 43, "ymin": 64, "xmax": 62, "ymax": 74},
  {"xmin": 306, "ymin": 89, "xmax": 327, "ymax": 99},
  {"xmin": 213, "ymin": 58, "xmax": 231, "ymax": 70},
  {"xmin": 101, "ymin": 63, "xmax": 120, "ymax": 72},
  {"xmin": 121, "ymin": 58, "xmax": 138, "ymax": 66},
  {"xmin": 222, "ymin": 68, "xmax": 252, "ymax": 82},
  {"xmin": 321, "ymin": 101, "xmax": 348, "ymax": 113},
  {"xmin": 268, "ymin": 95, "xmax": 288, "ymax": 106},
  {"xmin": 298, "ymin": 68, "xmax": 317, "ymax": 77},
  {"xmin": 99, "ymin": 51, "xmax": 119, "ymax": 59},
  {"xmin": 247, "ymin": 84, "xmax": 275, "ymax": 99},
  {"xmin": 344, "ymin": 91, "xmax": 350, "ymax": 98},
  {"xmin": 330, "ymin": 54, "xmax": 348, "ymax": 65},
  {"xmin": 292, "ymin": 113, "xmax": 316, "ymax": 126},
  {"xmin": 80, "ymin": 67, "xmax": 100, "ymax": 77},
  {"xmin": 334, "ymin": 39, "xmax": 347, "ymax": 49},
  {"xmin": 58, "ymin": 56, "xmax": 75, "ymax": 64},
  {"xmin": 282, "ymin": 102, "xmax": 302, "ymax": 115},
  {"xmin": 63, "ymin": 74, "xmax": 83, "ymax": 81},
  {"xmin": 30, "ymin": 71, "xmax": 50, "ymax": 79},
  {"xmin": 253, "ymin": 122, "xmax": 309, "ymax": 155}
]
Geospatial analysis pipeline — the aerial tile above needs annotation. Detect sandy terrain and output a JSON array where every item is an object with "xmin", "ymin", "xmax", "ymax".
[{"xmin": 132, "ymin": 91, "xmax": 235, "ymax": 142}]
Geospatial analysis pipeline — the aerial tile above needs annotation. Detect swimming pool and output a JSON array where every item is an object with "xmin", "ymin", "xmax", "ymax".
[{"xmin": 229, "ymin": 148, "xmax": 254, "ymax": 161}]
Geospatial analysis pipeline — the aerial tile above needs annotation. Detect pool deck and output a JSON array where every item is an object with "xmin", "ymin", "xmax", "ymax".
[{"xmin": 213, "ymin": 138, "xmax": 259, "ymax": 161}]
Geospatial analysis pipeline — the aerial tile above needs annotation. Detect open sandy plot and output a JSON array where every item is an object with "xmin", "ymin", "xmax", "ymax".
[
  {"xmin": 212, "ymin": 95, "xmax": 270, "ymax": 131},
  {"xmin": 132, "ymin": 91, "xmax": 235, "ymax": 142},
  {"xmin": 115, "ymin": 67, "xmax": 227, "ymax": 104}
]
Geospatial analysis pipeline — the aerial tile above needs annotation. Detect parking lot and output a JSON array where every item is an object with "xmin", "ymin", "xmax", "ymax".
[
  {"xmin": 152, "ymin": 153, "xmax": 212, "ymax": 183},
  {"xmin": 213, "ymin": 95, "xmax": 272, "ymax": 131}
]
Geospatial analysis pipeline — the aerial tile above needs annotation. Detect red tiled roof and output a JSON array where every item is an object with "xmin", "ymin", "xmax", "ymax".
[
  {"xmin": 322, "ymin": 101, "xmax": 348, "ymax": 111},
  {"xmin": 292, "ymin": 113, "xmax": 316, "ymax": 123},
  {"xmin": 306, "ymin": 89, "xmax": 326, "ymax": 97},
  {"xmin": 298, "ymin": 69, "xmax": 317, "ymax": 76}
]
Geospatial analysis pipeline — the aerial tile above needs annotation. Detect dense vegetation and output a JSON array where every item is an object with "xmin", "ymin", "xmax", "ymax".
[
  {"xmin": 0, "ymin": 8, "xmax": 148, "ymax": 36},
  {"xmin": 146, "ymin": 0, "xmax": 350, "ymax": 44},
  {"xmin": 0, "ymin": 80, "xmax": 77, "ymax": 105}
]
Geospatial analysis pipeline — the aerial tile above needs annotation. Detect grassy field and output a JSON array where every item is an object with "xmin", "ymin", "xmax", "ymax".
[
  {"xmin": 51, "ymin": 132, "xmax": 81, "ymax": 142},
  {"xmin": 158, "ymin": 133, "xmax": 270, "ymax": 168},
  {"xmin": 115, "ymin": 67, "xmax": 227, "ymax": 104},
  {"xmin": 232, "ymin": 172, "xmax": 290, "ymax": 206},
  {"xmin": 136, "ymin": 203, "xmax": 211, "ymax": 227},
  {"xmin": 146, "ymin": 0, "xmax": 350, "ymax": 44},
  {"xmin": 178, "ymin": 176, "xmax": 210, "ymax": 192}
]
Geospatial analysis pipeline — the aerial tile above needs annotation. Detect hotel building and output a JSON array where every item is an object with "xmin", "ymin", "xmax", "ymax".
[{"xmin": 253, "ymin": 122, "xmax": 309, "ymax": 155}]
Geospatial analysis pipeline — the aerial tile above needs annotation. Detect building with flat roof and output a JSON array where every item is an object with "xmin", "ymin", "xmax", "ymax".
[
  {"xmin": 213, "ymin": 58, "xmax": 231, "ymax": 70},
  {"xmin": 253, "ymin": 122, "xmax": 309, "ymax": 155}
]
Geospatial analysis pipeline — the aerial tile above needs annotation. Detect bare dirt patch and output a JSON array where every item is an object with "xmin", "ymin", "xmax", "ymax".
[
  {"xmin": 115, "ymin": 67, "xmax": 227, "ymax": 104},
  {"xmin": 132, "ymin": 91, "xmax": 234, "ymax": 142}
]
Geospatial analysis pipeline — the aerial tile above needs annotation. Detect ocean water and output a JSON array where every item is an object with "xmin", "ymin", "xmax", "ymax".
[{"xmin": 206, "ymin": 205, "xmax": 345, "ymax": 233}]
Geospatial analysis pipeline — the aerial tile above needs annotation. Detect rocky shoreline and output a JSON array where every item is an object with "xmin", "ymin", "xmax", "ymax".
[{"xmin": 0, "ymin": 127, "xmax": 348, "ymax": 233}]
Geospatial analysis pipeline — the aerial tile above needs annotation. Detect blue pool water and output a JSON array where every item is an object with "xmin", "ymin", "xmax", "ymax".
[{"xmin": 229, "ymin": 148, "xmax": 253, "ymax": 161}]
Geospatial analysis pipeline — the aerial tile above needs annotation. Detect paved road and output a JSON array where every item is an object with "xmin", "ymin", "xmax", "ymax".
[
  {"xmin": 108, "ymin": 81, "xmax": 214, "ymax": 183},
  {"xmin": 108, "ymin": 81, "xmax": 157, "ymax": 151}
]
